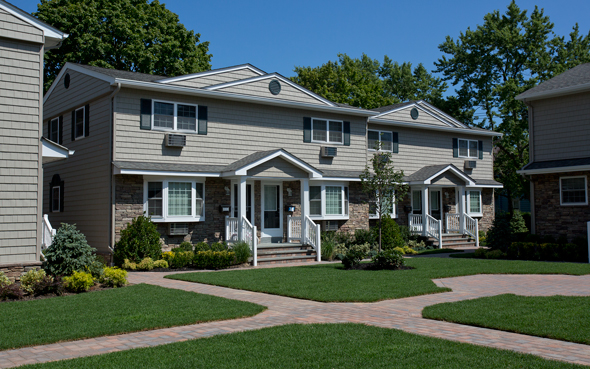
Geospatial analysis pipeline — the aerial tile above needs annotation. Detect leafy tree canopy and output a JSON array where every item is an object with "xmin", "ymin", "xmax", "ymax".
[
  {"xmin": 291, "ymin": 53, "xmax": 447, "ymax": 110},
  {"xmin": 35, "ymin": 0, "xmax": 212, "ymax": 91}
]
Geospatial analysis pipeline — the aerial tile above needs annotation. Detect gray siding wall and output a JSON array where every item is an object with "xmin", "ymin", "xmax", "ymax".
[
  {"xmin": 43, "ymin": 96, "xmax": 112, "ymax": 254},
  {"xmin": 377, "ymin": 106, "xmax": 449, "ymax": 127},
  {"xmin": 0, "ymin": 8, "xmax": 43, "ymax": 44},
  {"xmin": 531, "ymin": 92, "xmax": 590, "ymax": 162},
  {"xmin": 0, "ymin": 37, "xmax": 42, "ymax": 263},
  {"xmin": 247, "ymin": 157, "xmax": 308, "ymax": 178},
  {"xmin": 44, "ymin": 69, "xmax": 112, "ymax": 120},
  {"xmin": 169, "ymin": 68, "xmax": 262, "ymax": 88},
  {"xmin": 216, "ymin": 79, "xmax": 326, "ymax": 105},
  {"xmin": 114, "ymin": 88, "xmax": 367, "ymax": 172},
  {"xmin": 368, "ymin": 123, "xmax": 494, "ymax": 180}
]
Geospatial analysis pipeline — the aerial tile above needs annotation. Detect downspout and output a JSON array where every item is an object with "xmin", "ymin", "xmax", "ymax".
[
  {"xmin": 525, "ymin": 100, "xmax": 535, "ymax": 234},
  {"xmin": 108, "ymin": 83, "xmax": 121, "ymax": 263}
]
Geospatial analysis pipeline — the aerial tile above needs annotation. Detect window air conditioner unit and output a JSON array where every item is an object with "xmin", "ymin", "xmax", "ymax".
[
  {"xmin": 464, "ymin": 160, "xmax": 477, "ymax": 169},
  {"xmin": 323, "ymin": 220, "xmax": 338, "ymax": 232},
  {"xmin": 321, "ymin": 146, "xmax": 337, "ymax": 158},
  {"xmin": 166, "ymin": 133, "xmax": 186, "ymax": 147},
  {"xmin": 168, "ymin": 223, "xmax": 189, "ymax": 235}
]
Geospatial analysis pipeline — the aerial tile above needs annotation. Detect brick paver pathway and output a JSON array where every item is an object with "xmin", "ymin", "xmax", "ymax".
[{"xmin": 1, "ymin": 271, "xmax": 590, "ymax": 368}]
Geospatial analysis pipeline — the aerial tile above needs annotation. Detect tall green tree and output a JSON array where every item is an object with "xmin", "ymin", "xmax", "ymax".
[
  {"xmin": 434, "ymin": 1, "xmax": 590, "ymax": 214},
  {"xmin": 35, "ymin": 0, "xmax": 212, "ymax": 91},
  {"xmin": 291, "ymin": 54, "xmax": 447, "ymax": 110}
]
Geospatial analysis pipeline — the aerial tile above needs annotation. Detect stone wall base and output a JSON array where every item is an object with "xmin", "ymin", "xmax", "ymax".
[{"xmin": 0, "ymin": 262, "xmax": 42, "ymax": 283}]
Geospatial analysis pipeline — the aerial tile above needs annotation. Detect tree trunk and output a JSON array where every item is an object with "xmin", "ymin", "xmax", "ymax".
[{"xmin": 378, "ymin": 214, "xmax": 382, "ymax": 253}]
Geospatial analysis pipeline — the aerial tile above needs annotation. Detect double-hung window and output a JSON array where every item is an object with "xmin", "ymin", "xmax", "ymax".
[
  {"xmin": 369, "ymin": 190, "xmax": 396, "ymax": 219},
  {"xmin": 465, "ymin": 190, "xmax": 482, "ymax": 216},
  {"xmin": 51, "ymin": 186, "xmax": 61, "ymax": 212},
  {"xmin": 49, "ymin": 118, "xmax": 60, "ymax": 143},
  {"xmin": 458, "ymin": 139, "xmax": 478, "ymax": 158},
  {"xmin": 308, "ymin": 183, "xmax": 349, "ymax": 219},
  {"xmin": 74, "ymin": 106, "xmax": 85, "ymax": 139},
  {"xmin": 145, "ymin": 178, "xmax": 205, "ymax": 222},
  {"xmin": 560, "ymin": 176, "xmax": 587, "ymax": 205},
  {"xmin": 368, "ymin": 130, "xmax": 393, "ymax": 151},
  {"xmin": 312, "ymin": 118, "xmax": 343, "ymax": 144},
  {"xmin": 152, "ymin": 100, "xmax": 198, "ymax": 132}
]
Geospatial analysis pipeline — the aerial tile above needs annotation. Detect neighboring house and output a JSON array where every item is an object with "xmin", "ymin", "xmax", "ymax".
[
  {"xmin": 517, "ymin": 63, "xmax": 590, "ymax": 240},
  {"xmin": 42, "ymin": 63, "xmax": 500, "ymax": 264},
  {"xmin": 0, "ymin": 1, "xmax": 69, "ymax": 276}
]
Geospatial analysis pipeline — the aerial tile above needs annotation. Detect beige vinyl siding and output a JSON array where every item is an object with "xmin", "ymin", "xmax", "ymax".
[
  {"xmin": 0, "ymin": 8, "xmax": 43, "ymax": 44},
  {"xmin": 114, "ymin": 89, "xmax": 367, "ymax": 172},
  {"xmin": 377, "ymin": 106, "xmax": 450, "ymax": 127},
  {"xmin": 215, "ymin": 79, "xmax": 327, "ymax": 105},
  {"xmin": 44, "ymin": 69, "xmax": 112, "ymax": 119},
  {"xmin": 0, "ymin": 38, "xmax": 42, "ymax": 263},
  {"xmin": 169, "ymin": 68, "xmax": 263, "ymax": 88},
  {"xmin": 368, "ymin": 123, "xmax": 494, "ymax": 179},
  {"xmin": 247, "ymin": 157, "xmax": 308, "ymax": 178},
  {"xmin": 43, "ymin": 97, "xmax": 112, "ymax": 254},
  {"xmin": 531, "ymin": 92, "xmax": 590, "ymax": 162},
  {"xmin": 431, "ymin": 172, "xmax": 465, "ymax": 186}
]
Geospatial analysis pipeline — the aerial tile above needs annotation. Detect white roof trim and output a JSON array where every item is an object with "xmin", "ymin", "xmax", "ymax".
[
  {"xmin": 43, "ymin": 63, "xmax": 116, "ymax": 104},
  {"xmin": 416, "ymin": 101, "xmax": 469, "ymax": 129},
  {"xmin": 0, "ymin": 1, "xmax": 68, "ymax": 42},
  {"xmin": 516, "ymin": 83, "xmax": 590, "ymax": 101},
  {"xmin": 113, "ymin": 167, "xmax": 220, "ymax": 177},
  {"xmin": 156, "ymin": 64, "xmax": 266, "ymax": 84},
  {"xmin": 41, "ymin": 137, "xmax": 74, "ymax": 164},
  {"xmin": 369, "ymin": 117, "xmax": 501, "ymax": 137},
  {"xmin": 205, "ymin": 73, "xmax": 337, "ymax": 107},
  {"xmin": 421, "ymin": 165, "xmax": 475, "ymax": 186},
  {"xmin": 468, "ymin": 184, "xmax": 503, "ymax": 189},
  {"xmin": 372, "ymin": 100, "xmax": 466, "ymax": 129},
  {"xmin": 320, "ymin": 177, "xmax": 361, "ymax": 182},
  {"xmin": 517, "ymin": 164, "xmax": 590, "ymax": 175},
  {"xmin": 223, "ymin": 150, "xmax": 323, "ymax": 178}
]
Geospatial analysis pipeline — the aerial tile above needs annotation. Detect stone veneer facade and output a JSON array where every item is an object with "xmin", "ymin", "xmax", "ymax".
[
  {"xmin": 531, "ymin": 171, "xmax": 590, "ymax": 240},
  {"xmin": 0, "ymin": 262, "xmax": 41, "ymax": 283}
]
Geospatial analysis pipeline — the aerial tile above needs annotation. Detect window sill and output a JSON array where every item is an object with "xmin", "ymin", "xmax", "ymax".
[
  {"xmin": 310, "ymin": 215, "xmax": 349, "ymax": 221},
  {"xmin": 310, "ymin": 140, "xmax": 343, "ymax": 145},
  {"xmin": 466, "ymin": 213, "xmax": 483, "ymax": 217},
  {"xmin": 152, "ymin": 127, "xmax": 198, "ymax": 134},
  {"xmin": 369, "ymin": 214, "xmax": 397, "ymax": 219},
  {"xmin": 560, "ymin": 203, "xmax": 588, "ymax": 206},
  {"xmin": 151, "ymin": 217, "xmax": 204, "ymax": 223}
]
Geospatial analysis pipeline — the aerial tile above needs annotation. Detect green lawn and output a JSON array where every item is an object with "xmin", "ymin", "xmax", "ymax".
[
  {"xmin": 423, "ymin": 294, "xmax": 590, "ymax": 345},
  {"xmin": 168, "ymin": 258, "xmax": 590, "ymax": 302},
  {"xmin": 20, "ymin": 324, "xmax": 584, "ymax": 369},
  {"xmin": 450, "ymin": 252, "xmax": 476, "ymax": 258},
  {"xmin": 0, "ymin": 284, "xmax": 265, "ymax": 350},
  {"xmin": 416, "ymin": 248, "xmax": 464, "ymax": 255}
]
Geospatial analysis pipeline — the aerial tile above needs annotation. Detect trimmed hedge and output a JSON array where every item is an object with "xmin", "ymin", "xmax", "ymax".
[
  {"xmin": 193, "ymin": 251, "xmax": 235, "ymax": 269},
  {"xmin": 508, "ymin": 242, "xmax": 588, "ymax": 262}
]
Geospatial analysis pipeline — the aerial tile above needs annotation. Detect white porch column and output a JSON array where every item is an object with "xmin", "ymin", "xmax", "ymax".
[
  {"xmin": 459, "ymin": 186, "xmax": 466, "ymax": 234},
  {"xmin": 422, "ymin": 187, "xmax": 428, "ymax": 237},
  {"xmin": 238, "ymin": 176, "xmax": 247, "ymax": 240},
  {"xmin": 301, "ymin": 178, "xmax": 309, "ymax": 244}
]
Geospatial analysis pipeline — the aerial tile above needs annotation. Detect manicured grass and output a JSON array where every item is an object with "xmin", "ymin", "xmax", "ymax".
[
  {"xmin": 0, "ymin": 284, "xmax": 265, "ymax": 350},
  {"xmin": 20, "ymin": 324, "xmax": 584, "ymax": 369},
  {"xmin": 168, "ymin": 257, "xmax": 590, "ymax": 302},
  {"xmin": 416, "ymin": 248, "xmax": 464, "ymax": 255},
  {"xmin": 423, "ymin": 294, "xmax": 590, "ymax": 345},
  {"xmin": 450, "ymin": 252, "xmax": 476, "ymax": 258}
]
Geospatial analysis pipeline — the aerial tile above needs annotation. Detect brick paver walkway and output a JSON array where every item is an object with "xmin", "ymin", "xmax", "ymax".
[{"xmin": 1, "ymin": 270, "xmax": 590, "ymax": 368}]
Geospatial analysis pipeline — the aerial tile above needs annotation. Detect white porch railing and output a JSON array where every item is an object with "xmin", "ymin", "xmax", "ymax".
[
  {"xmin": 409, "ymin": 213, "xmax": 442, "ymax": 249},
  {"xmin": 445, "ymin": 213, "xmax": 479, "ymax": 247},
  {"xmin": 445, "ymin": 213, "xmax": 460, "ymax": 233},
  {"xmin": 408, "ymin": 214, "xmax": 423, "ymax": 233},
  {"xmin": 287, "ymin": 215, "xmax": 301, "ymax": 242},
  {"xmin": 42, "ymin": 214, "xmax": 55, "ymax": 249},
  {"xmin": 304, "ymin": 215, "xmax": 321, "ymax": 262},
  {"xmin": 241, "ymin": 216, "xmax": 258, "ymax": 266},
  {"xmin": 463, "ymin": 214, "xmax": 479, "ymax": 247},
  {"xmin": 225, "ymin": 216, "xmax": 238, "ymax": 242}
]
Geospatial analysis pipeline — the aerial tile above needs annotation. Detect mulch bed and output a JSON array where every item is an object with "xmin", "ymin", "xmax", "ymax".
[
  {"xmin": 137, "ymin": 263, "xmax": 251, "ymax": 273},
  {"xmin": 346, "ymin": 263, "xmax": 415, "ymax": 271},
  {"xmin": 0, "ymin": 283, "xmax": 119, "ymax": 304}
]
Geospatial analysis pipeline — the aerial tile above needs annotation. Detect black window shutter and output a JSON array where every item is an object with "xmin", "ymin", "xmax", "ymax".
[
  {"xmin": 60, "ymin": 181, "xmax": 65, "ymax": 212},
  {"xmin": 140, "ymin": 99, "xmax": 152, "ymax": 130},
  {"xmin": 478, "ymin": 140, "xmax": 483, "ymax": 159},
  {"xmin": 393, "ymin": 132, "xmax": 399, "ymax": 153},
  {"xmin": 303, "ymin": 117, "xmax": 311, "ymax": 143},
  {"xmin": 343, "ymin": 121, "xmax": 350, "ymax": 146},
  {"xmin": 452, "ymin": 138, "xmax": 458, "ymax": 158},
  {"xmin": 71, "ymin": 111, "xmax": 75, "ymax": 141},
  {"xmin": 58, "ymin": 116, "xmax": 63, "ymax": 144},
  {"xmin": 84, "ymin": 104, "xmax": 90, "ymax": 137},
  {"xmin": 198, "ymin": 105, "xmax": 208, "ymax": 135}
]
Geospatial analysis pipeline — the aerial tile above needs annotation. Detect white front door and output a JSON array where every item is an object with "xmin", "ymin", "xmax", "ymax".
[{"xmin": 261, "ymin": 183, "xmax": 282, "ymax": 239}]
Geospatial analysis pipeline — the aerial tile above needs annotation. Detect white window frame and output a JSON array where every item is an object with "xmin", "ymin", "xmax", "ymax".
[
  {"xmin": 308, "ymin": 182, "xmax": 349, "ymax": 220},
  {"xmin": 143, "ymin": 177, "xmax": 205, "ymax": 222},
  {"xmin": 74, "ymin": 106, "xmax": 85, "ymax": 140},
  {"xmin": 49, "ymin": 117, "xmax": 60, "ymax": 143},
  {"xmin": 560, "ymin": 176, "xmax": 588, "ymax": 206},
  {"xmin": 311, "ymin": 117, "xmax": 344, "ymax": 144},
  {"xmin": 151, "ymin": 100, "xmax": 199, "ymax": 133},
  {"xmin": 367, "ymin": 129, "xmax": 393, "ymax": 152},
  {"xmin": 369, "ymin": 190, "xmax": 397, "ymax": 219},
  {"xmin": 465, "ymin": 189, "xmax": 482, "ymax": 216},
  {"xmin": 51, "ymin": 185, "xmax": 60, "ymax": 212},
  {"xmin": 458, "ymin": 138, "xmax": 478, "ymax": 158}
]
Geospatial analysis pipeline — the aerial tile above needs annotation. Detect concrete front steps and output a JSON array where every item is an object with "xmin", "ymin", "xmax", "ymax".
[
  {"xmin": 430, "ymin": 233, "xmax": 477, "ymax": 248},
  {"xmin": 256, "ymin": 243, "xmax": 318, "ymax": 265}
]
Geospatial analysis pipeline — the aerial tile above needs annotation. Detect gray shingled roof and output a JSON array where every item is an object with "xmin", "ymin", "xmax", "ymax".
[
  {"xmin": 321, "ymin": 170, "xmax": 364, "ymax": 178},
  {"xmin": 522, "ymin": 157, "xmax": 590, "ymax": 171},
  {"xmin": 113, "ymin": 161, "xmax": 226, "ymax": 173},
  {"xmin": 221, "ymin": 150, "xmax": 283, "ymax": 172},
  {"xmin": 517, "ymin": 63, "xmax": 590, "ymax": 100},
  {"xmin": 371, "ymin": 101, "xmax": 417, "ymax": 113},
  {"xmin": 474, "ymin": 179, "xmax": 503, "ymax": 186},
  {"xmin": 404, "ymin": 164, "xmax": 458, "ymax": 182},
  {"xmin": 77, "ymin": 64, "xmax": 166, "ymax": 83}
]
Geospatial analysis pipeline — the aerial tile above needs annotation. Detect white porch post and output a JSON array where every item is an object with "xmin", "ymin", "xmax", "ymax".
[
  {"xmin": 238, "ymin": 176, "xmax": 247, "ymax": 241},
  {"xmin": 422, "ymin": 187, "xmax": 428, "ymax": 237},
  {"xmin": 459, "ymin": 186, "xmax": 466, "ymax": 234},
  {"xmin": 301, "ymin": 178, "xmax": 309, "ymax": 244}
]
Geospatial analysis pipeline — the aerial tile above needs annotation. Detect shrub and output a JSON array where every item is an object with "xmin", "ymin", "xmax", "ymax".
[
  {"xmin": 398, "ymin": 225, "xmax": 412, "ymax": 244},
  {"xmin": 377, "ymin": 216, "xmax": 405, "ymax": 251},
  {"xmin": 137, "ymin": 257, "xmax": 155, "ymax": 271},
  {"xmin": 478, "ymin": 230, "xmax": 487, "ymax": 247},
  {"xmin": 485, "ymin": 249, "xmax": 506, "ymax": 259},
  {"xmin": 122, "ymin": 259, "xmax": 137, "ymax": 270},
  {"xmin": 507, "ymin": 241, "xmax": 587, "ymax": 262},
  {"xmin": 194, "ymin": 242, "xmax": 210, "ymax": 252},
  {"xmin": 86, "ymin": 259, "xmax": 105, "ymax": 279},
  {"xmin": 341, "ymin": 244, "xmax": 370, "ymax": 269},
  {"xmin": 0, "ymin": 284, "xmax": 24, "ymax": 301},
  {"xmin": 178, "ymin": 241, "xmax": 194, "ymax": 252},
  {"xmin": 0, "ymin": 271, "xmax": 11, "ymax": 287},
  {"xmin": 153, "ymin": 259, "xmax": 169, "ymax": 269},
  {"xmin": 100, "ymin": 267, "xmax": 128, "ymax": 288},
  {"xmin": 210, "ymin": 242, "xmax": 228, "ymax": 252},
  {"xmin": 31, "ymin": 275, "xmax": 65, "ymax": 296},
  {"xmin": 63, "ymin": 270, "xmax": 94, "ymax": 292},
  {"xmin": 231, "ymin": 241, "xmax": 251, "ymax": 264},
  {"xmin": 321, "ymin": 240, "xmax": 335, "ymax": 261},
  {"xmin": 408, "ymin": 239, "xmax": 427, "ymax": 251},
  {"xmin": 20, "ymin": 269, "xmax": 47, "ymax": 294},
  {"xmin": 193, "ymin": 250, "xmax": 235, "ymax": 269},
  {"xmin": 43, "ymin": 223, "xmax": 98, "ymax": 276},
  {"xmin": 113, "ymin": 215, "xmax": 162, "ymax": 265},
  {"xmin": 163, "ymin": 251, "xmax": 194, "ymax": 268},
  {"xmin": 371, "ymin": 249, "xmax": 405, "ymax": 269},
  {"xmin": 403, "ymin": 246, "xmax": 418, "ymax": 255},
  {"xmin": 354, "ymin": 229, "xmax": 376, "ymax": 247},
  {"xmin": 487, "ymin": 211, "xmax": 529, "ymax": 252},
  {"xmin": 333, "ymin": 243, "xmax": 347, "ymax": 260},
  {"xmin": 334, "ymin": 232, "xmax": 354, "ymax": 248}
]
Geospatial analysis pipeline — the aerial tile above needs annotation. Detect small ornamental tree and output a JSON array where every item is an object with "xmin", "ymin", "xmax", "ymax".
[
  {"xmin": 360, "ymin": 141, "xmax": 408, "ymax": 252},
  {"xmin": 114, "ymin": 215, "xmax": 162, "ymax": 265},
  {"xmin": 43, "ymin": 223, "xmax": 98, "ymax": 276}
]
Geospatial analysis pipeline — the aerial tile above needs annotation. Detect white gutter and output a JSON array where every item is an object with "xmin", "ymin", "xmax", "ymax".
[
  {"xmin": 368, "ymin": 118, "xmax": 501, "ymax": 137},
  {"xmin": 517, "ymin": 164, "xmax": 590, "ymax": 175}
]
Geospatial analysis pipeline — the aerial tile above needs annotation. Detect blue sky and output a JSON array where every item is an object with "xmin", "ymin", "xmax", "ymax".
[{"xmin": 18, "ymin": 0, "xmax": 590, "ymax": 83}]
